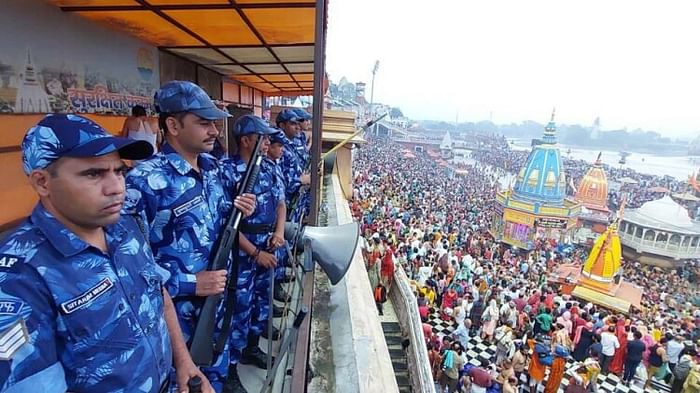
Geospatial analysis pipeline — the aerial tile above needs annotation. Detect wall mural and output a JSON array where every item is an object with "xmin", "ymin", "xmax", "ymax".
[{"xmin": 0, "ymin": 47, "xmax": 156, "ymax": 115}]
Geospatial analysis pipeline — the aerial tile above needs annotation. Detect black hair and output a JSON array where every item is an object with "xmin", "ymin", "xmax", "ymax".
[
  {"xmin": 158, "ymin": 112, "xmax": 188, "ymax": 133},
  {"xmin": 132, "ymin": 105, "xmax": 147, "ymax": 117}
]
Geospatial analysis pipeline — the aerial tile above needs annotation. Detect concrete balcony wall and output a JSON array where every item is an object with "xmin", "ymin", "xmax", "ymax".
[
  {"xmin": 389, "ymin": 267, "xmax": 435, "ymax": 392},
  {"xmin": 307, "ymin": 173, "xmax": 399, "ymax": 393}
]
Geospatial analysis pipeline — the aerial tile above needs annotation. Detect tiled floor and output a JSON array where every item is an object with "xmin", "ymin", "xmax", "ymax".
[
  {"xmin": 427, "ymin": 310, "xmax": 671, "ymax": 393},
  {"xmin": 239, "ymin": 274, "xmax": 301, "ymax": 393}
]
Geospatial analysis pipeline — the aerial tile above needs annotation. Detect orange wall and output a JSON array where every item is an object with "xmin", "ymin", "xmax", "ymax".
[{"xmin": 0, "ymin": 114, "xmax": 131, "ymax": 227}]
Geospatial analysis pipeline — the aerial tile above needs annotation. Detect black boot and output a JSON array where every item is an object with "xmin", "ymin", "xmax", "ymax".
[
  {"xmin": 272, "ymin": 304, "xmax": 284, "ymax": 318},
  {"xmin": 223, "ymin": 364, "xmax": 248, "ymax": 393},
  {"xmin": 240, "ymin": 335, "xmax": 274, "ymax": 369},
  {"xmin": 261, "ymin": 325, "xmax": 281, "ymax": 340},
  {"xmin": 278, "ymin": 272, "xmax": 295, "ymax": 283},
  {"xmin": 274, "ymin": 283, "xmax": 291, "ymax": 303}
]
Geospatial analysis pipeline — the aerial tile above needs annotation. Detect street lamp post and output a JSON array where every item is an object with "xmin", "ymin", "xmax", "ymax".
[{"xmin": 369, "ymin": 60, "xmax": 379, "ymax": 133}]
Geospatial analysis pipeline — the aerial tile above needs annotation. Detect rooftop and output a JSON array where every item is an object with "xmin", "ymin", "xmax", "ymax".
[{"xmin": 624, "ymin": 195, "xmax": 700, "ymax": 233}]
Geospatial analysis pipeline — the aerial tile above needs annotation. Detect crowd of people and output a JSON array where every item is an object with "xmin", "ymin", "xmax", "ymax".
[{"xmin": 352, "ymin": 136, "xmax": 700, "ymax": 393}]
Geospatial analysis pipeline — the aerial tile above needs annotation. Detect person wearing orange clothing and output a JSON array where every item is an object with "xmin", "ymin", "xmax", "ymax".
[
  {"xmin": 527, "ymin": 339, "xmax": 546, "ymax": 393},
  {"xmin": 544, "ymin": 356, "xmax": 567, "ymax": 393}
]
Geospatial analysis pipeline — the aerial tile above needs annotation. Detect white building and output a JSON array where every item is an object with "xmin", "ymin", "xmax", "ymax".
[
  {"xmin": 619, "ymin": 195, "xmax": 700, "ymax": 267},
  {"xmin": 14, "ymin": 49, "xmax": 51, "ymax": 113}
]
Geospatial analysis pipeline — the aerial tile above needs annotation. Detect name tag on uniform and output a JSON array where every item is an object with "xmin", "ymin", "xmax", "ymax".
[
  {"xmin": 60, "ymin": 278, "xmax": 114, "ymax": 315},
  {"xmin": 173, "ymin": 196, "xmax": 205, "ymax": 217}
]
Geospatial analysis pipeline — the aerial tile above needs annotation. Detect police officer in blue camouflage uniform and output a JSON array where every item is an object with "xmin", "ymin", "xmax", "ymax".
[
  {"xmin": 124, "ymin": 81, "xmax": 256, "ymax": 393},
  {"xmin": 277, "ymin": 109, "xmax": 311, "ymax": 224},
  {"xmin": 266, "ymin": 130, "xmax": 293, "ymax": 284},
  {"xmin": 290, "ymin": 108, "xmax": 313, "ymax": 222},
  {"xmin": 0, "ymin": 114, "xmax": 209, "ymax": 393},
  {"xmin": 292, "ymin": 107, "xmax": 313, "ymax": 155},
  {"xmin": 225, "ymin": 116, "xmax": 286, "ymax": 378}
]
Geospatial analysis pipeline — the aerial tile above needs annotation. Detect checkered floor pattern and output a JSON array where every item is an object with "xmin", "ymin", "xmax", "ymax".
[{"xmin": 428, "ymin": 311, "xmax": 671, "ymax": 393}]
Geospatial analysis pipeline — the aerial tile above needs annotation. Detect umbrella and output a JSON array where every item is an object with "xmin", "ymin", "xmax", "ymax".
[
  {"xmin": 672, "ymin": 192, "xmax": 700, "ymax": 202},
  {"xmin": 402, "ymin": 151, "xmax": 416, "ymax": 159},
  {"xmin": 648, "ymin": 186, "xmax": 670, "ymax": 193},
  {"xmin": 618, "ymin": 177, "xmax": 638, "ymax": 184}
]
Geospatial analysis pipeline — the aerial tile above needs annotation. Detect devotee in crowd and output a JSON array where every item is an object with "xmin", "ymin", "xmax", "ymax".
[{"xmin": 351, "ymin": 136, "xmax": 700, "ymax": 393}]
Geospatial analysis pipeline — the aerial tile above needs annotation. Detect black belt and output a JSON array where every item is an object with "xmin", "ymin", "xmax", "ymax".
[{"xmin": 240, "ymin": 222, "xmax": 275, "ymax": 234}]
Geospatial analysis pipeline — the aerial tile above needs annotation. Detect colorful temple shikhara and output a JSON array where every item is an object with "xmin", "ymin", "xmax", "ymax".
[
  {"xmin": 490, "ymin": 111, "xmax": 581, "ymax": 250},
  {"xmin": 551, "ymin": 213, "xmax": 643, "ymax": 313},
  {"xmin": 575, "ymin": 153, "xmax": 612, "ymax": 238}
]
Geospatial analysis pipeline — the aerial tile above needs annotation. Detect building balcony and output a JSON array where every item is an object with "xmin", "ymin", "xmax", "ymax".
[{"xmin": 619, "ymin": 231, "xmax": 700, "ymax": 260}]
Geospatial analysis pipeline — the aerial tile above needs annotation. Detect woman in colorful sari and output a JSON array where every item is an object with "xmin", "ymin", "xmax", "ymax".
[
  {"xmin": 572, "ymin": 321, "xmax": 595, "ymax": 362},
  {"xmin": 608, "ymin": 319, "xmax": 629, "ymax": 376},
  {"xmin": 637, "ymin": 325, "xmax": 656, "ymax": 366}
]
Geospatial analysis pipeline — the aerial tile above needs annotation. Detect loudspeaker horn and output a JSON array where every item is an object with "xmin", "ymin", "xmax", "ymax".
[{"xmin": 284, "ymin": 222, "xmax": 360, "ymax": 285}]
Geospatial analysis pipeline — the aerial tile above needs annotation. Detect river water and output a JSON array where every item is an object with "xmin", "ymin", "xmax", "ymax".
[{"xmin": 508, "ymin": 140, "xmax": 697, "ymax": 181}]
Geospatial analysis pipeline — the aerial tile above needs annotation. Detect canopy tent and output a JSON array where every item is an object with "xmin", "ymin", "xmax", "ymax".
[
  {"xmin": 618, "ymin": 177, "xmax": 638, "ymax": 184},
  {"xmin": 672, "ymin": 192, "xmax": 700, "ymax": 202},
  {"xmin": 402, "ymin": 151, "xmax": 416, "ymax": 159},
  {"xmin": 648, "ymin": 186, "xmax": 670, "ymax": 193}
]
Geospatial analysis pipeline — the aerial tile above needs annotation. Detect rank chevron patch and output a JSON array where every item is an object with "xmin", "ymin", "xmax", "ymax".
[{"xmin": 0, "ymin": 319, "xmax": 29, "ymax": 361}]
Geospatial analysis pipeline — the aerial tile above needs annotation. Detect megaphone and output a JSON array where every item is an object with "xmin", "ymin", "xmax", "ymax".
[{"xmin": 285, "ymin": 221, "xmax": 359, "ymax": 285}]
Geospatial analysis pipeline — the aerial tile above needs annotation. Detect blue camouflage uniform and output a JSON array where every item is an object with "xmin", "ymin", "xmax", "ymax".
[
  {"xmin": 227, "ymin": 155, "xmax": 284, "ymax": 350},
  {"xmin": 268, "ymin": 130, "xmax": 290, "ymax": 280},
  {"xmin": 276, "ymin": 109, "xmax": 310, "ymax": 223},
  {"xmin": 0, "ymin": 206, "xmax": 172, "ymax": 393},
  {"xmin": 290, "ymin": 108, "xmax": 312, "ymax": 223},
  {"xmin": 279, "ymin": 131, "xmax": 310, "ymax": 223},
  {"xmin": 124, "ymin": 80, "xmax": 241, "ymax": 392},
  {"xmin": 124, "ymin": 144, "xmax": 239, "ymax": 391},
  {"xmin": 0, "ymin": 113, "xmax": 169, "ymax": 392}
]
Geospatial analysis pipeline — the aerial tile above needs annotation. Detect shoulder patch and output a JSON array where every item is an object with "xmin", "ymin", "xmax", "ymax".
[
  {"xmin": 0, "ymin": 319, "xmax": 29, "ymax": 360},
  {"xmin": 0, "ymin": 300, "xmax": 24, "ymax": 316},
  {"xmin": 60, "ymin": 278, "xmax": 114, "ymax": 315},
  {"xmin": 0, "ymin": 255, "xmax": 24, "ymax": 271}
]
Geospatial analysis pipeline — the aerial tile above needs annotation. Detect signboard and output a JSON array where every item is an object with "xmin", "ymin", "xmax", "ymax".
[
  {"xmin": 535, "ymin": 217, "xmax": 568, "ymax": 229},
  {"xmin": 504, "ymin": 209, "xmax": 535, "ymax": 226}
]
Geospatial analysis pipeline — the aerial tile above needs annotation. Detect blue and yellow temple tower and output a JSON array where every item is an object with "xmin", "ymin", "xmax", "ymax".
[{"xmin": 491, "ymin": 110, "xmax": 581, "ymax": 250}]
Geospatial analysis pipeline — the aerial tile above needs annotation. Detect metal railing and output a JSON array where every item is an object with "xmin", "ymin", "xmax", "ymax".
[{"xmin": 389, "ymin": 267, "xmax": 435, "ymax": 393}]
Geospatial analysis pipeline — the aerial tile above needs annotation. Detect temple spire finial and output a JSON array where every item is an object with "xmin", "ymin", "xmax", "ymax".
[{"xmin": 551, "ymin": 107, "xmax": 556, "ymax": 122}]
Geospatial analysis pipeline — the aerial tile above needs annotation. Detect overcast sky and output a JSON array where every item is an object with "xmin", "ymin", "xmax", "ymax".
[{"xmin": 326, "ymin": 0, "xmax": 700, "ymax": 138}]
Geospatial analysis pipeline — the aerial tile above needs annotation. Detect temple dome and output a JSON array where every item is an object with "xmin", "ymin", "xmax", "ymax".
[
  {"xmin": 513, "ymin": 111, "xmax": 566, "ymax": 204},
  {"xmin": 575, "ymin": 154, "xmax": 609, "ymax": 212},
  {"xmin": 636, "ymin": 195, "xmax": 693, "ymax": 228}
]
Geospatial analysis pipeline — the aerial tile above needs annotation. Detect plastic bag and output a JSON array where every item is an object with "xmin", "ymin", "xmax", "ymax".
[{"xmin": 635, "ymin": 363, "xmax": 648, "ymax": 382}]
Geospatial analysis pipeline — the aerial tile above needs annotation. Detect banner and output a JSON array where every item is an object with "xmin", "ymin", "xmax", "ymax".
[
  {"xmin": 0, "ymin": 1, "xmax": 159, "ymax": 115},
  {"xmin": 535, "ymin": 217, "xmax": 568, "ymax": 229}
]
